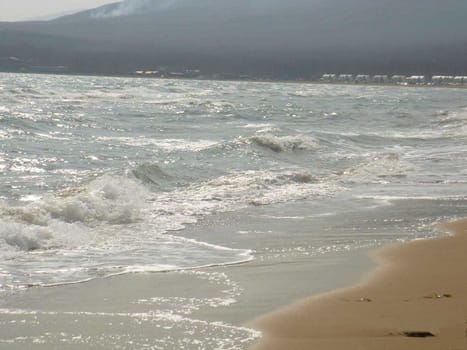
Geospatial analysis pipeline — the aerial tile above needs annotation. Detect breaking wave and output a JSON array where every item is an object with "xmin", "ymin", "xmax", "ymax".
[
  {"xmin": 249, "ymin": 134, "xmax": 319, "ymax": 152},
  {"xmin": 0, "ymin": 164, "xmax": 334, "ymax": 255},
  {"xmin": 131, "ymin": 163, "xmax": 176, "ymax": 189},
  {"xmin": 0, "ymin": 175, "xmax": 149, "ymax": 252},
  {"xmin": 0, "ymin": 158, "xmax": 339, "ymax": 293}
]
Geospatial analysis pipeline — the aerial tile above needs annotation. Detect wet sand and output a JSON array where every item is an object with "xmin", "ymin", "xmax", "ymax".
[
  {"xmin": 0, "ymin": 205, "xmax": 375, "ymax": 349},
  {"xmin": 249, "ymin": 219, "xmax": 467, "ymax": 350}
]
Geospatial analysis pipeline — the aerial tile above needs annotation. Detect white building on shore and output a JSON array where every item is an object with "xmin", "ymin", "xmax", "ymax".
[
  {"xmin": 407, "ymin": 75, "xmax": 426, "ymax": 85},
  {"xmin": 432, "ymin": 75, "xmax": 454, "ymax": 85},
  {"xmin": 337, "ymin": 74, "xmax": 354, "ymax": 83},
  {"xmin": 355, "ymin": 74, "xmax": 370, "ymax": 83},
  {"xmin": 372, "ymin": 75, "xmax": 389, "ymax": 83},
  {"xmin": 453, "ymin": 76, "xmax": 467, "ymax": 85},
  {"xmin": 320, "ymin": 74, "xmax": 337, "ymax": 82},
  {"xmin": 318, "ymin": 73, "xmax": 467, "ymax": 86},
  {"xmin": 390, "ymin": 75, "xmax": 408, "ymax": 84}
]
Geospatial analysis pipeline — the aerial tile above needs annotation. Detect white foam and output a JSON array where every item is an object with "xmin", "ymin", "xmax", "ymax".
[
  {"xmin": 0, "ymin": 218, "xmax": 92, "ymax": 252},
  {"xmin": 0, "ymin": 307, "xmax": 261, "ymax": 349},
  {"xmin": 97, "ymin": 136, "xmax": 217, "ymax": 152},
  {"xmin": 288, "ymin": 90, "xmax": 315, "ymax": 97},
  {"xmin": 257, "ymin": 215, "xmax": 306, "ymax": 220},
  {"xmin": 135, "ymin": 270, "xmax": 242, "ymax": 315},
  {"xmin": 0, "ymin": 164, "xmax": 339, "ymax": 291},
  {"xmin": 161, "ymin": 169, "xmax": 336, "ymax": 213},
  {"xmin": 437, "ymin": 109, "xmax": 467, "ymax": 122},
  {"xmin": 0, "ymin": 169, "xmax": 267, "ymax": 291},
  {"xmin": 341, "ymin": 153, "xmax": 414, "ymax": 183},
  {"xmin": 0, "ymin": 175, "xmax": 149, "ymax": 252},
  {"xmin": 355, "ymin": 194, "xmax": 467, "ymax": 201},
  {"xmin": 242, "ymin": 123, "xmax": 276, "ymax": 129}
]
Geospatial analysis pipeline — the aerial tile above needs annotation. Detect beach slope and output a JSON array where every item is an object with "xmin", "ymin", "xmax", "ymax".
[{"xmin": 249, "ymin": 219, "xmax": 467, "ymax": 350}]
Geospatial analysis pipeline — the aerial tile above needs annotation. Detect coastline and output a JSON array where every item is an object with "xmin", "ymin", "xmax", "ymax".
[
  {"xmin": 1, "ymin": 70, "xmax": 467, "ymax": 90},
  {"xmin": 248, "ymin": 218, "xmax": 467, "ymax": 350},
  {"xmin": 1, "ymin": 202, "xmax": 465, "ymax": 348}
]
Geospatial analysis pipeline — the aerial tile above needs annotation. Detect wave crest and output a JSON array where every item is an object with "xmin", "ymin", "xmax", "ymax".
[
  {"xmin": 131, "ymin": 163, "xmax": 175, "ymax": 189},
  {"xmin": 250, "ymin": 134, "xmax": 319, "ymax": 152},
  {"xmin": 44, "ymin": 175, "xmax": 147, "ymax": 225},
  {"xmin": 0, "ymin": 175, "xmax": 149, "ymax": 251}
]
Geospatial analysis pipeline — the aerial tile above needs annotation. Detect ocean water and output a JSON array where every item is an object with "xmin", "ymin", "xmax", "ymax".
[{"xmin": 1, "ymin": 73, "xmax": 467, "ymax": 348}]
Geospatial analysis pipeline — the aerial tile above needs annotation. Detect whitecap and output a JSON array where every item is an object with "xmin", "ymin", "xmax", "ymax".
[
  {"xmin": 249, "ymin": 134, "xmax": 319, "ymax": 152},
  {"xmin": 96, "ymin": 136, "xmax": 217, "ymax": 152}
]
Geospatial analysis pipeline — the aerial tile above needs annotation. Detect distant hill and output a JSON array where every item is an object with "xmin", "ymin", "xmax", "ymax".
[
  {"xmin": 55, "ymin": 0, "xmax": 180, "ymax": 20},
  {"xmin": 1, "ymin": 0, "xmax": 467, "ymax": 78}
]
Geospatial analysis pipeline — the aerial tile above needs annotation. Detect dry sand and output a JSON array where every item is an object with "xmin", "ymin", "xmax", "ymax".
[{"xmin": 249, "ymin": 219, "xmax": 467, "ymax": 350}]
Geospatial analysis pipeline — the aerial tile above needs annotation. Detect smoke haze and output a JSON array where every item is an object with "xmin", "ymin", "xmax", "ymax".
[{"xmin": 90, "ymin": 0, "xmax": 178, "ymax": 18}]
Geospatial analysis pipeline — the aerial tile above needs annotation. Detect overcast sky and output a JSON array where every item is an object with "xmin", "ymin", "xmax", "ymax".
[{"xmin": 0, "ymin": 0, "xmax": 115, "ymax": 21}]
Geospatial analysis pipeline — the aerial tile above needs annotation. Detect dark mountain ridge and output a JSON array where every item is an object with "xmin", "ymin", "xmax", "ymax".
[{"xmin": 1, "ymin": 0, "xmax": 466, "ymax": 78}]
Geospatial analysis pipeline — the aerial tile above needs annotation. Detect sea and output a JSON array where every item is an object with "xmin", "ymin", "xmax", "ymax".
[{"xmin": 0, "ymin": 73, "xmax": 466, "ymax": 349}]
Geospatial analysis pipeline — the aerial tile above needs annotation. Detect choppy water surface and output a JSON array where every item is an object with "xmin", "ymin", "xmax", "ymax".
[{"xmin": 1, "ymin": 73, "xmax": 466, "ymax": 348}]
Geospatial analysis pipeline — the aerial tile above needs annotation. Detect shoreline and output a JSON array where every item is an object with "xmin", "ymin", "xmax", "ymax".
[
  {"xmin": 1, "ymin": 70, "xmax": 467, "ymax": 90},
  {"xmin": 248, "ymin": 218, "xmax": 467, "ymax": 350},
  {"xmin": 0, "ymin": 201, "xmax": 377, "ymax": 349},
  {"xmin": 0, "ymin": 202, "xmax": 465, "ymax": 348}
]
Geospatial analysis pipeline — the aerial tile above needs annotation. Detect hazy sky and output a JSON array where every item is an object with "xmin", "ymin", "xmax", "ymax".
[{"xmin": 0, "ymin": 0, "xmax": 115, "ymax": 21}]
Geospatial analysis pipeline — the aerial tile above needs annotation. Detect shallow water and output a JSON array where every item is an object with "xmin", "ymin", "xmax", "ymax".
[{"xmin": 1, "ymin": 73, "xmax": 466, "ymax": 348}]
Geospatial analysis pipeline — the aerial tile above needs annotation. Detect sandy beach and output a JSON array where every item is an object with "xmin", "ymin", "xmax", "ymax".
[{"xmin": 249, "ymin": 218, "xmax": 467, "ymax": 350}]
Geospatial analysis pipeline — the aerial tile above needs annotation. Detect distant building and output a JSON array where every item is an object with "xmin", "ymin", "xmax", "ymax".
[
  {"xmin": 407, "ymin": 75, "xmax": 426, "ymax": 85},
  {"xmin": 167, "ymin": 72, "xmax": 185, "ymax": 77},
  {"xmin": 431, "ymin": 75, "xmax": 454, "ymax": 85},
  {"xmin": 355, "ymin": 74, "xmax": 370, "ymax": 83},
  {"xmin": 320, "ymin": 74, "xmax": 337, "ymax": 82},
  {"xmin": 337, "ymin": 74, "xmax": 354, "ymax": 83},
  {"xmin": 453, "ymin": 76, "xmax": 467, "ymax": 85},
  {"xmin": 134, "ymin": 70, "xmax": 160, "ymax": 76},
  {"xmin": 185, "ymin": 69, "xmax": 201, "ymax": 77},
  {"xmin": 372, "ymin": 75, "xmax": 389, "ymax": 83},
  {"xmin": 315, "ymin": 73, "xmax": 467, "ymax": 87},
  {"xmin": 390, "ymin": 75, "xmax": 408, "ymax": 84}
]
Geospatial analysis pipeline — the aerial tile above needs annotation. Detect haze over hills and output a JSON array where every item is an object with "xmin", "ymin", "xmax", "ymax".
[{"xmin": 1, "ymin": 0, "xmax": 467, "ymax": 79}]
